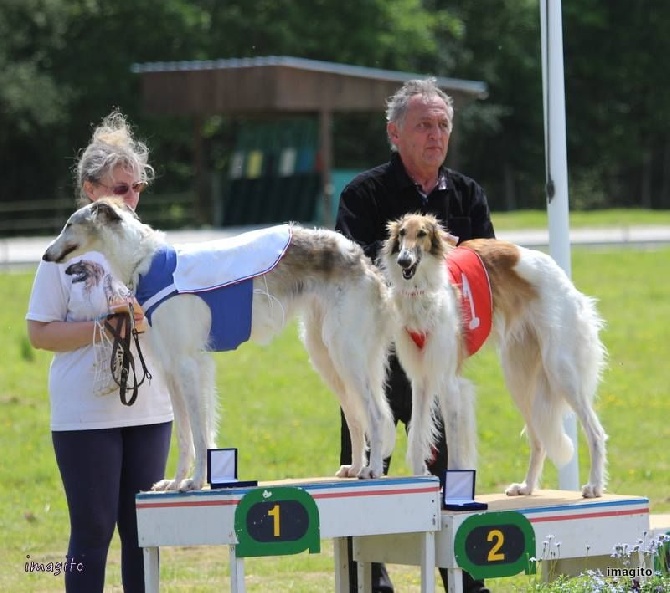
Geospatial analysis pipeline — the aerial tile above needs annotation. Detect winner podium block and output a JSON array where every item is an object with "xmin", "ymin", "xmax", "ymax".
[
  {"xmin": 136, "ymin": 476, "xmax": 442, "ymax": 593},
  {"xmin": 356, "ymin": 489, "xmax": 650, "ymax": 590},
  {"xmin": 136, "ymin": 478, "xmax": 649, "ymax": 593}
]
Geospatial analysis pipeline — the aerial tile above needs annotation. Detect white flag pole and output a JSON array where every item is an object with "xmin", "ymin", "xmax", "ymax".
[{"xmin": 540, "ymin": 0, "xmax": 580, "ymax": 490}]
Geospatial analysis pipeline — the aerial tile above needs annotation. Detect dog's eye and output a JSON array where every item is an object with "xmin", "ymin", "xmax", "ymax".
[
  {"xmin": 399, "ymin": 228, "xmax": 407, "ymax": 237},
  {"xmin": 417, "ymin": 230, "xmax": 427, "ymax": 238}
]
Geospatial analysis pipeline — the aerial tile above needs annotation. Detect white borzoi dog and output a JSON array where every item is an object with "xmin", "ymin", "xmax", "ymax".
[
  {"xmin": 381, "ymin": 213, "xmax": 607, "ymax": 498},
  {"xmin": 43, "ymin": 198, "xmax": 395, "ymax": 490}
]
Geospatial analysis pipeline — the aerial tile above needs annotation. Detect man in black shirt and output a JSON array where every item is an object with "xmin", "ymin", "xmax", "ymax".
[{"xmin": 335, "ymin": 78, "xmax": 494, "ymax": 593}]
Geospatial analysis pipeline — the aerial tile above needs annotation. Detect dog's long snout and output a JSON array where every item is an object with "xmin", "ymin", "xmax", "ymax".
[
  {"xmin": 397, "ymin": 250, "xmax": 413, "ymax": 269},
  {"xmin": 397, "ymin": 244, "xmax": 418, "ymax": 268},
  {"xmin": 42, "ymin": 244, "xmax": 59, "ymax": 262},
  {"xmin": 43, "ymin": 241, "xmax": 76, "ymax": 263},
  {"xmin": 42, "ymin": 245, "xmax": 58, "ymax": 262},
  {"xmin": 395, "ymin": 242, "xmax": 420, "ymax": 280}
]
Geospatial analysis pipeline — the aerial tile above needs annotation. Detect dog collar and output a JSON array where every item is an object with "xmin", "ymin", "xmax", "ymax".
[{"xmin": 400, "ymin": 289, "xmax": 426, "ymax": 297}]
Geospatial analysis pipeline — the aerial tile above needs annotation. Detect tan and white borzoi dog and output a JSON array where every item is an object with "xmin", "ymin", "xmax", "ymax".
[
  {"xmin": 43, "ymin": 198, "xmax": 395, "ymax": 490},
  {"xmin": 381, "ymin": 213, "xmax": 607, "ymax": 498}
]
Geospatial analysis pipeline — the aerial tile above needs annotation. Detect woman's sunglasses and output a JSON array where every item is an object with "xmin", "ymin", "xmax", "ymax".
[{"xmin": 97, "ymin": 181, "xmax": 147, "ymax": 195}]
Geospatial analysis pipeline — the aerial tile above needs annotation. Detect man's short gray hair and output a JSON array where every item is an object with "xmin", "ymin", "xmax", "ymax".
[{"xmin": 385, "ymin": 77, "xmax": 454, "ymax": 148}]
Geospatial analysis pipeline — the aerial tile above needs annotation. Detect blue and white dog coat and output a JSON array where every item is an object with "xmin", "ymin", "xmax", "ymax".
[{"xmin": 134, "ymin": 225, "xmax": 292, "ymax": 351}]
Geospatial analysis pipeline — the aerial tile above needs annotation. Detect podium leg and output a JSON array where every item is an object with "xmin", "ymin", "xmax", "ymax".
[
  {"xmin": 420, "ymin": 531, "xmax": 436, "ymax": 593},
  {"xmin": 229, "ymin": 545, "xmax": 246, "ymax": 593},
  {"xmin": 356, "ymin": 556, "xmax": 371, "ymax": 593},
  {"xmin": 143, "ymin": 546, "xmax": 159, "ymax": 593},
  {"xmin": 333, "ymin": 537, "xmax": 350, "ymax": 593},
  {"xmin": 447, "ymin": 567, "xmax": 464, "ymax": 593}
]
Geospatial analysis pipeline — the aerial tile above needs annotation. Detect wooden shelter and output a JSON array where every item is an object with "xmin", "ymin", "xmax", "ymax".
[{"xmin": 132, "ymin": 56, "xmax": 488, "ymax": 226}]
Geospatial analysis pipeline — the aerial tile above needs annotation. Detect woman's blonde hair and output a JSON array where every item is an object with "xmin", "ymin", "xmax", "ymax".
[{"xmin": 74, "ymin": 110, "xmax": 154, "ymax": 206}]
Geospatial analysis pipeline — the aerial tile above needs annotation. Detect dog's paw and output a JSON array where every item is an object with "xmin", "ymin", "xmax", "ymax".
[
  {"xmin": 178, "ymin": 478, "xmax": 205, "ymax": 491},
  {"xmin": 336, "ymin": 464, "xmax": 361, "ymax": 478},
  {"xmin": 357, "ymin": 465, "xmax": 382, "ymax": 480},
  {"xmin": 151, "ymin": 479, "xmax": 178, "ymax": 491},
  {"xmin": 505, "ymin": 482, "xmax": 533, "ymax": 496},
  {"xmin": 581, "ymin": 483, "xmax": 604, "ymax": 498}
]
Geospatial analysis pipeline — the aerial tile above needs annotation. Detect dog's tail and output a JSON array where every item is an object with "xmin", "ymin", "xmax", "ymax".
[
  {"xmin": 532, "ymin": 380, "xmax": 575, "ymax": 467},
  {"xmin": 445, "ymin": 377, "xmax": 478, "ymax": 470},
  {"xmin": 381, "ymin": 403, "xmax": 396, "ymax": 459}
]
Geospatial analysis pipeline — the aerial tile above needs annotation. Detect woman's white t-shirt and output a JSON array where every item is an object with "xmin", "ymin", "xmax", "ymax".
[{"xmin": 26, "ymin": 251, "xmax": 173, "ymax": 431}]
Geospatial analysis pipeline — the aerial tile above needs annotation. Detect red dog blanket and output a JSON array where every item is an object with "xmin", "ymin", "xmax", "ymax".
[{"xmin": 407, "ymin": 246, "xmax": 493, "ymax": 357}]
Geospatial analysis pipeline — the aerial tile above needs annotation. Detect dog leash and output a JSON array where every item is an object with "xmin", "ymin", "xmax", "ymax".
[{"xmin": 103, "ymin": 310, "xmax": 152, "ymax": 406}]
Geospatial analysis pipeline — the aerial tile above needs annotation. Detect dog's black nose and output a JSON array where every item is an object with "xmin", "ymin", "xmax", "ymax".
[{"xmin": 397, "ymin": 253, "xmax": 412, "ymax": 268}]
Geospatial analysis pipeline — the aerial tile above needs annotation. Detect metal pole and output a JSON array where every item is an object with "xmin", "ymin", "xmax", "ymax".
[
  {"xmin": 319, "ymin": 109, "xmax": 334, "ymax": 228},
  {"xmin": 540, "ymin": 0, "xmax": 580, "ymax": 491}
]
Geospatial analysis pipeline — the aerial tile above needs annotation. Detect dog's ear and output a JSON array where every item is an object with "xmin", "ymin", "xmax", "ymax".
[
  {"xmin": 385, "ymin": 220, "xmax": 401, "ymax": 254},
  {"xmin": 90, "ymin": 199, "xmax": 123, "ymax": 224},
  {"xmin": 429, "ymin": 221, "xmax": 445, "ymax": 256},
  {"xmin": 427, "ymin": 219, "xmax": 457, "ymax": 256},
  {"xmin": 441, "ymin": 230, "xmax": 459, "ymax": 247}
]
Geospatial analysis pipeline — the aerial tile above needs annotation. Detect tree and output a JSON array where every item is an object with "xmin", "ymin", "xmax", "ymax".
[
  {"xmin": 428, "ymin": 0, "xmax": 545, "ymax": 210},
  {"xmin": 2, "ymin": 0, "xmax": 669, "ymax": 234},
  {"xmin": 0, "ymin": 0, "xmax": 72, "ymax": 214},
  {"xmin": 563, "ymin": 0, "xmax": 670, "ymax": 208}
]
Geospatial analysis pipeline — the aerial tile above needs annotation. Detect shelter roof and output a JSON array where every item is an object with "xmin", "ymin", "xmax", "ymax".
[{"xmin": 132, "ymin": 56, "xmax": 487, "ymax": 116}]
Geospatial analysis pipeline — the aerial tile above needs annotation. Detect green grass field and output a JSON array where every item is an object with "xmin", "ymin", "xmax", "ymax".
[
  {"xmin": 488, "ymin": 207, "xmax": 670, "ymax": 230},
  {"xmin": 1, "ymin": 214, "xmax": 669, "ymax": 591}
]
